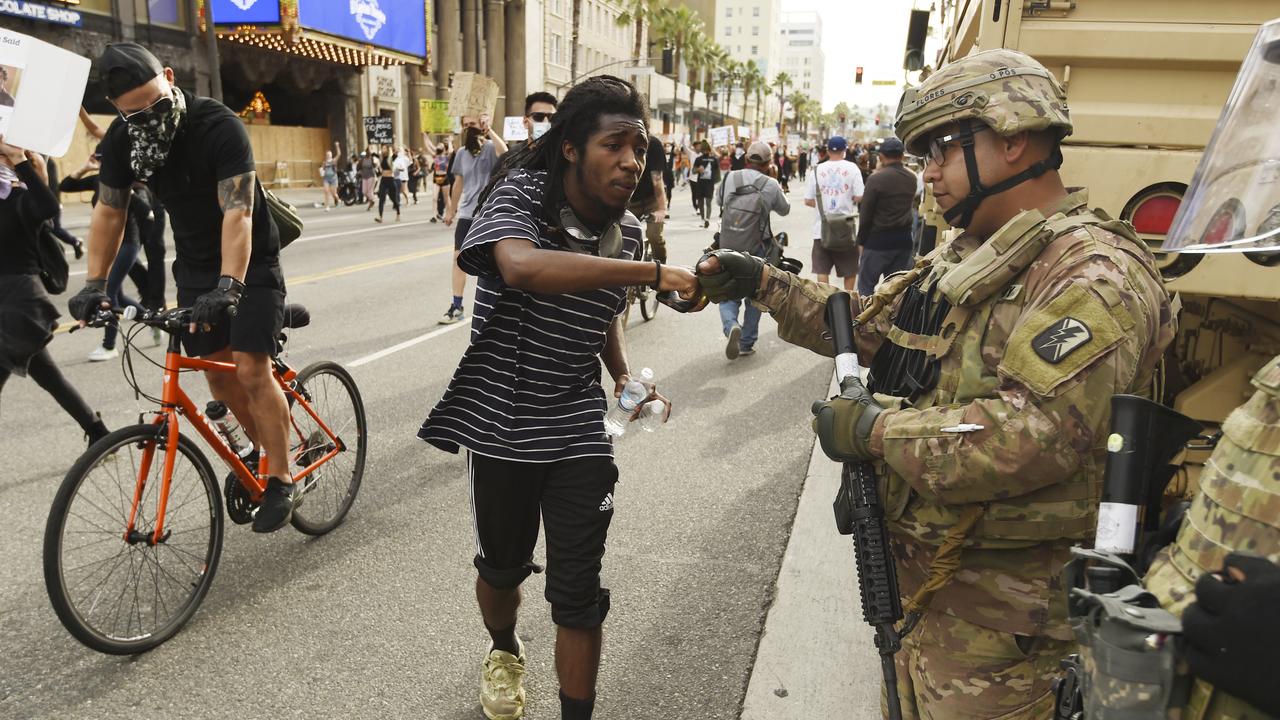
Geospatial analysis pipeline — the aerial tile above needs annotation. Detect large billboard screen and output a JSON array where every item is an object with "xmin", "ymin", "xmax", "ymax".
[
  {"xmin": 298, "ymin": 1, "xmax": 427, "ymax": 58},
  {"xmin": 209, "ymin": 0, "xmax": 282, "ymax": 24}
]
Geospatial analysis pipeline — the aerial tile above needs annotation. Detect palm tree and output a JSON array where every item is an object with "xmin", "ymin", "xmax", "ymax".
[
  {"xmin": 684, "ymin": 31, "xmax": 713, "ymax": 138},
  {"xmin": 570, "ymin": 0, "xmax": 583, "ymax": 82},
  {"xmin": 740, "ymin": 60, "xmax": 766, "ymax": 133},
  {"xmin": 651, "ymin": 6, "xmax": 703, "ymax": 88},
  {"xmin": 615, "ymin": 0, "xmax": 659, "ymax": 64},
  {"xmin": 787, "ymin": 90, "xmax": 809, "ymax": 133},
  {"xmin": 718, "ymin": 58, "xmax": 742, "ymax": 125},
  {"xmin": 773, "ymin": 72, "xmax": 792, "ymax": 131}
]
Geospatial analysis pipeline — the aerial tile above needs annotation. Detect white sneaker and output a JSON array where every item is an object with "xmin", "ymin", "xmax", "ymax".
[
  {"xmin": 480, "ymin": 638, "xmax": 526, "ymax": 720},
  {"xmin": 87, "ymin": 346, "xmax": 118, "ymax": 362}
]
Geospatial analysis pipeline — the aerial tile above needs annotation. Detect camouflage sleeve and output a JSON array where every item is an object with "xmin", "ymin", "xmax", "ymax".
[
  {"xmin": 752, "ymin": 267, "xmax": 881, "ymax": 359},
  {"xmin": 871, "ymin": 269, "xmax": 1155, "ymax": 505}
]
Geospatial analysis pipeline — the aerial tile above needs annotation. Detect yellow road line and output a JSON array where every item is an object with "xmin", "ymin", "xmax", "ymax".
[{"xmin": 54, "ymin": 245, "xmax": 451, "ymax": 335}]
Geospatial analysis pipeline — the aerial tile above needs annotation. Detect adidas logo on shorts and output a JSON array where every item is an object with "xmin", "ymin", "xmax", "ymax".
[{"xmin": 598, "ymin": 492, "xmax": 614, "ymax": 512}]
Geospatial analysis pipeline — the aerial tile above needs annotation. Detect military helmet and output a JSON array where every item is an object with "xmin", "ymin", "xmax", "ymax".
[{"xmin": 895, "ymin": 48, "xmax": 1072, "ymax": 157}]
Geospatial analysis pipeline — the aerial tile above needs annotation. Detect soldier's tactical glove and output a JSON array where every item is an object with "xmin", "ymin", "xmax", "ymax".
[
  {"xmin": 810, "ymin": 377, "xmax": 883, "ymax": 462},
  {"xmin": 697, "ymin": 250, "xmax": 764, "ymax": 303},
  {"xmin": 68, "ymin": 278, "xmax": 110, "ymax": 324},
  {"xmin": 190, "ymin": 275, "xmax": 245, "ymax": 329},
  {"xmin": 1181, "ymin": 552, "xmax": 1280, "ymax": 716}
]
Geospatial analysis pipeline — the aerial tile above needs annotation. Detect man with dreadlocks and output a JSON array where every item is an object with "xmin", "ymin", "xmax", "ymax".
[
  {"xmin": 418, "ymin": 76, "xmax": 698, "ymax": 720},
  {"xmin": 697, "ymin": 50, "xmax": 1175, "ymax": 718}
]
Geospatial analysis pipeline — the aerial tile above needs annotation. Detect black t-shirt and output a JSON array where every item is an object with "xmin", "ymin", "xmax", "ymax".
[
  {"xmin": 630, "ymin": 135, "xmax": 666, "ymax": 205},
  {"xmin": 99, "ymin": 90, "xmax": 282, "ymax": 290}
]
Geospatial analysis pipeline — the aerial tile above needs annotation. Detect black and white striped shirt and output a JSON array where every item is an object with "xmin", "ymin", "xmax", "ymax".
[{"xmin": 418, "ymin": 170, "xmax": 642, "ymax": 462}]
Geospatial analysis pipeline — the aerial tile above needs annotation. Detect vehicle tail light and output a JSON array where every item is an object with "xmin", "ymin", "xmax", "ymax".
[{"xmin": 1130, "ymin": 194, "xmax": 1182, "ymax": 235}]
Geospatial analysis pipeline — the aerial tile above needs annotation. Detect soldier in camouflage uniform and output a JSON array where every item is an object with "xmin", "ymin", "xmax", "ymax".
[
  {"xmin": 697, "ymin": 49, "xmax": 1175, "ymax": 719},
  {"xmin": 1136, "ymin": 20, "xmax": 1280, "ymax": 718}
]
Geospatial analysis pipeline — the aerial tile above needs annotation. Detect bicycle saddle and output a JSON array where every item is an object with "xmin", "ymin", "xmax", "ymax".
[{"xmin": 283, "ymin": 304, "xmax": 311, "ymax": 329}]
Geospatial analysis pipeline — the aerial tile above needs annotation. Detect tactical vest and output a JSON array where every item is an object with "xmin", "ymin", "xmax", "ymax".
[
  {"xmin": 1144, "ymin": 354, "xmax": 1280, "ymax": 719},
  {"xmin": 874, "ymin": 198, "xmax": 1165, "ymax": 548}
]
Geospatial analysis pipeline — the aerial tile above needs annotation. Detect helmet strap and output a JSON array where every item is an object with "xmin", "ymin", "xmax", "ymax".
[{"xmin": 942, "ymin": 121, "xmax": 1065, "ymax": 229}]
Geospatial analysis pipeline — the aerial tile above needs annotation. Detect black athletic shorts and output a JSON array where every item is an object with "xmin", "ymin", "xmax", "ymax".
[
  {"xmin": 453, "ymin": 217, "xmax": 474, "ymax": 251},
  {"xmin": 177, "ymin": 284, "xmax": 285, "ymax": 358},
  {"xmin": 468, "ymin": 451, "xmax": 618, "ymax": 629}
]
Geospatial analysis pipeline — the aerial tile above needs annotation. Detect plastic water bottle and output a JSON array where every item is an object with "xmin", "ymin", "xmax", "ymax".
[
  {"xmin": 604, "ymin": 368, "xmax": 654, "ymax": 437},
  {"xmin": 205, "ymin": 400, "xmax": 255, "ymax": 460},
  {"xmin": 638, "ymin": 400, "xmax": 667, "ymax": 432}
]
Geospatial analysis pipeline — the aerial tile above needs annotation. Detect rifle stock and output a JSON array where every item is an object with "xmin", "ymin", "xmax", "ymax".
[{"xmin": 826, "ymin": 292, "xmax": 905, "ymax": 720}]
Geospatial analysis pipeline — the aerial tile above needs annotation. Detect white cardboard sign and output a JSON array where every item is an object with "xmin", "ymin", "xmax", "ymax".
[
  {"xmin": 502, "ymin": 116, "xmax": 528, "ymax": 141},
  {"xmin": 0, "ymin": 29, "xmax": 91, "ymax": 157},
  {"xmin": 708, "ymin": 125, "xmax": 734, "ymax": 148}
]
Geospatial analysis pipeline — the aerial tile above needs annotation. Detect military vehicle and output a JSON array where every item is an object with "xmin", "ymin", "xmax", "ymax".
[{"xmin": 916, "ymin": 0, "xmax": 1279, "ymax": 491}]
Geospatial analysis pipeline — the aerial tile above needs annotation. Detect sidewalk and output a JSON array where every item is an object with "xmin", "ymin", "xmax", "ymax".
[{"xmin": 741, "ymin": 372, "xmax": 882, "ymax": 719}]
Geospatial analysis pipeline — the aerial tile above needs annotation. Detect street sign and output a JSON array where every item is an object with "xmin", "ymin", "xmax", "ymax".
[
  {"xmin": 364, "ymin": 116, "xmax": 394, "ymax": 145},
  {"xmin": 419, "ymin": 99, "xmax": 453, "ymax": 133},
  {"xmin": 502, "ymin": 116, "xmax": 528, "ymax": 142}
]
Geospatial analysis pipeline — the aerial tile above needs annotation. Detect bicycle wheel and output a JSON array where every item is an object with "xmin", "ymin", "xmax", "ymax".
[
  {"xmin": 288, "ymin": 361, "xmax": 367, "ymax": 535},
  {"xmin": 638, "ymin": 287, "xmax": 660, "ymax": 321},
  {"xmin": 43, "ymin": 424, "xmax": 223, "ymax": 655}
]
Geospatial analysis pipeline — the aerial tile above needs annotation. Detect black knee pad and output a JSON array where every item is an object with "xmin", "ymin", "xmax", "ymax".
[
  {"xmin": 474, "ymin": 555, "xmax": 541, "ymax": 589},
  {"xmin": 551, "ymin": 587, "xmax": 611, "ymax": 629}
]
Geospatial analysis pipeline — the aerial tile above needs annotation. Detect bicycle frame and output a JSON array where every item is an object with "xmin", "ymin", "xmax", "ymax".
[{"xmin": 125, "ymin": 332, "xmax": 344, "ymax": 545}]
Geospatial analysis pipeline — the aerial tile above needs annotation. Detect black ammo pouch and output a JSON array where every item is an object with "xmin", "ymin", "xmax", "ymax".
[
  {"xmin": 867, "ymin": 277, "xmax": 951, "ymax": 402},
  {"xmin": 1058, "ymin": 548, "xmax": 1190, "ymax": 719}
]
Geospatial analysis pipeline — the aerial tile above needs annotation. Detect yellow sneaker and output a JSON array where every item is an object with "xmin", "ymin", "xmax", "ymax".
[{"xmin": 480, "ymin": 639, "xmax": 526, "ymax": 720}]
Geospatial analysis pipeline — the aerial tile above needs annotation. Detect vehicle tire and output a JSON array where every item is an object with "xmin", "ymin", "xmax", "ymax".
[
  {"xmin": 44, "ymin": 424, "xmax": 223, "ymax": 655},
  {"xmin": 288, "ymin": 361, "xmax": 367, "ymax": 535}
]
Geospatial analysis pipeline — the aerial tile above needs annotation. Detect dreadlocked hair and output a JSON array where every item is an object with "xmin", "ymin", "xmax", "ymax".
[{"xmin": 476, "ymin": 75, "xmax": 649, "ymax": 232}]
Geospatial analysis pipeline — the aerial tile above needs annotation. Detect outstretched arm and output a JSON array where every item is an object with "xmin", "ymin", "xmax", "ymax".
[{"xmin": 216, "ymin": 171, "xmax": 255, "ymax": 281}]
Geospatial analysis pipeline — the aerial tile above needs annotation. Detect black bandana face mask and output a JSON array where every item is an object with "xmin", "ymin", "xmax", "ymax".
[{"xmin": 127, "ymin": 87, "xmax": 186, "ymax": 181}]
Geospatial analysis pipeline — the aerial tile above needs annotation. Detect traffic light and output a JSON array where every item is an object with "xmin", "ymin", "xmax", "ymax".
[{"xmin": 855, "ymin": 66, "xmax": 864, "ymax": 84}]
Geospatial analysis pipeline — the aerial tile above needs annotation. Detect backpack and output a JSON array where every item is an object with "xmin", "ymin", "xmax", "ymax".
[
  {"xmin": 718, "ymin": 173, "xmax": 773, "ymax": 255},
  {"xmin": 816, "ymin": 164, "xmax": 857, "ymax": 251},
  {"xmin": 34, "ymin": 221, "xmax": 69, "ymax": 295}
]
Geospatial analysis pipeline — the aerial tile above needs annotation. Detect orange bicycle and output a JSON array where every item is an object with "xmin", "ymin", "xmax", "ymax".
[{"xmin": 43, "ymin": 305, "xmax": 367, "ymax": 654}]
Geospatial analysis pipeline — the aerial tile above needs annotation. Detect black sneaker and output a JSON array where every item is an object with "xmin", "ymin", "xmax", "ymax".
[
  {"xmin": 726, "ymin": 325, "xmax": 742, "ymax": 359},
  {"xmin": 738, "ymin": 346, "xmax": 756, "ymax": 357},
  {"xmin": 438, "ymin": 304, "xmax": 465, "ymax": 325},
  {"xmin": 252, "ymin": 477, "xmax": 299, "ymax": 534}
]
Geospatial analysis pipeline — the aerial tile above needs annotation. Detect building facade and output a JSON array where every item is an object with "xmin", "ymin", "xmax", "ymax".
[{"xmin": 781, "ymin": 11, "xmax": 824, "ymax": 109}]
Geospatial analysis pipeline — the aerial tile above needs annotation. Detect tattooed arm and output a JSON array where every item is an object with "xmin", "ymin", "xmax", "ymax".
[
  {"xmin": 84, "ymin": 182, "xmax": 130, "ymax": 281},
  {"xmin": 217, "ymin": 171, "xmax": 255, "ymax": 282}
]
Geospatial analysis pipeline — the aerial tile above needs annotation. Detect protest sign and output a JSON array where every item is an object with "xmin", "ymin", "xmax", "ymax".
[
  {"xmin": 737, "ymin": 126, "xmax": 751, "ymax": 139},
  {"xmin": 758, "ymin": 126, "xmax": 779, "ymax": 143},
  {"xmin": 419, "ymin": 99, "xmax": 453, "ymax": 133},
  {"xmin": 447, "ymin": 72, "xmax": 500, "ymax": 119},
  {"xmin": 708, "ymin": 125, "xmax": 734, "ymax": 147},
  {"xmin": 364, "ymin": 116, "xmax": 394, "ymax": 145},
  {"xmin": 0, "ymin": 29, "xmax": 91, "ymax": 157},
  {"xmin": 502, "ymin": 116, "xmax": 528, "ymax": 141}
]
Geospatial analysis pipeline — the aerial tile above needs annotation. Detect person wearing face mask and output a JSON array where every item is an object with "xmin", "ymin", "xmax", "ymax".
[
  {"xmin": 0, "ymin": 136, "xmax": 109, "ymax": 445},
  {"xmin": 68, "ymin": 43, "xmax": 298, "ymax": 534},
  {"xmin": 419, "ymin": 75, "xmax": 698, "ymax": 720},
  {"xmin": 519, "ymin": 91, "xmax": 558, "ymax": 151},
  {"xmin": 695, "ymin": 49, "xmax": 1174, "ymax": 718},
  {"xmin": 730, "ymin": 141, "xmax": 747, "ymax": 171},
  {"xmin": 440, "ymin": 113, "xmax": 507, "ymax": 325}
]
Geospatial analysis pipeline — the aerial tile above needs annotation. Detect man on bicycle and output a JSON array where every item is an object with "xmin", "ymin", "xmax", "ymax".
[
  {"xmin": 625, "ymin": 133, "xmax": 669, "ymax": 263},
  {"xmin": 68, "ymin": 43, "xmax": 298, "ymax": 534}
]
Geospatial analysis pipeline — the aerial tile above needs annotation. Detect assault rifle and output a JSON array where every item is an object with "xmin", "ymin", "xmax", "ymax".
[{"xmin": 824, "ymin": 292, "xmax": 906, "ymax": 720}]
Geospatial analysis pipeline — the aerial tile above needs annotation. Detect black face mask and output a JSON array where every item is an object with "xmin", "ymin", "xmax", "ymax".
[{"xmin": 463, "ymin": 127, "xmax": 483, "ymax": 153}]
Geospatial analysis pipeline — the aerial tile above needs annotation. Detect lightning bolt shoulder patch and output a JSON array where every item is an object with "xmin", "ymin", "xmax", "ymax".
[
  {"xmin": 999, "ymin": 283, "xmax": 1125, "ymax": 397},
  {"xmin": 1032, "ymin": 318, "xmax": 1092, "ymax": 363}
]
